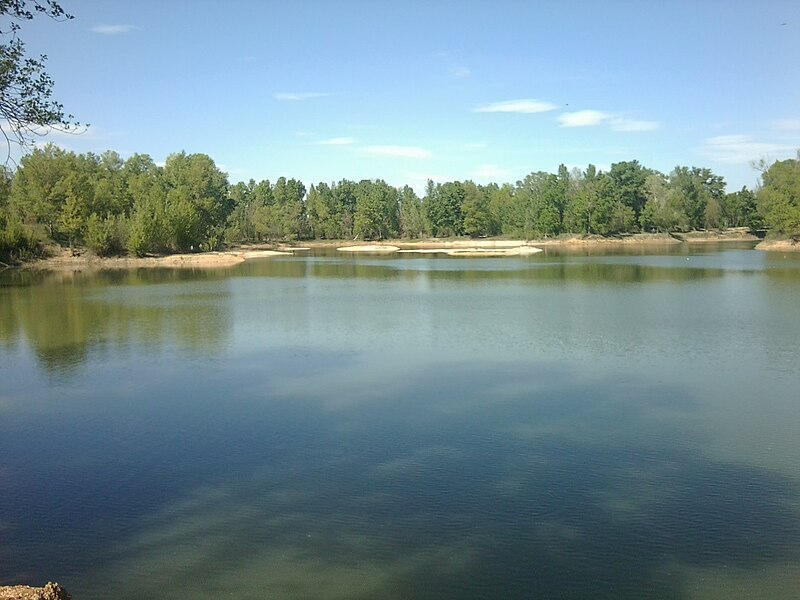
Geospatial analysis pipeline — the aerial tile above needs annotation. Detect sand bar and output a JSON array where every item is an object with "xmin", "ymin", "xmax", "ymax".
[
  {"xmin": 399, "ymin": 246, "xmax": 543, "ymax": 257},
  {"xmin": 337, "ymin": 245, "xmax": 400, "ymax": 253}
]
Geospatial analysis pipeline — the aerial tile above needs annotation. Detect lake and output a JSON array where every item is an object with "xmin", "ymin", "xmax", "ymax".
[{"xmin": 1, "ymin": 244, "xmax": 800, "ymax": 599}]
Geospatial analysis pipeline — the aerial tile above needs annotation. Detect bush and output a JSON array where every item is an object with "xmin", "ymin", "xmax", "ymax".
[
  {"xmin": 85, "ymin": 213, "xmax": 125, "ymax": 256},
  {"xmin": 0, "ymin": 220, "xmax": 41, "ymax": 263}
]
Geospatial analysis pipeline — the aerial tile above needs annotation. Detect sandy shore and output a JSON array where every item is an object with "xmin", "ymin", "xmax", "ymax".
[
  {"xmin": 25, "ymin": 248, "xmax": 295, "ymax": 271},
  {"xmin": 333, "ymin": 234, "xmax": 681, "ymax": 254},
  {"xmin": 19, "ymin": 231, "xmax": 770, "ymax": 271}
]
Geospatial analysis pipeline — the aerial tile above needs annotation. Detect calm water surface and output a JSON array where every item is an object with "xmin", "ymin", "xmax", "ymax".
[{"xmin": 1, "ymin": 245, "xmax": 799, "ymax": 599}]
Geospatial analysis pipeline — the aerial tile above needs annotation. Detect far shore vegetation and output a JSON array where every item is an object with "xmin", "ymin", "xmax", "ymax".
[{"xmin": 2, "ymin": 144, "xmax": 799, "ymax": 265}]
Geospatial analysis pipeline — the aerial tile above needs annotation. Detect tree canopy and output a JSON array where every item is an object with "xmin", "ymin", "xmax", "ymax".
[{"xmin": 1, "ymin": 142, "xmax": 797, "ymax": 262}]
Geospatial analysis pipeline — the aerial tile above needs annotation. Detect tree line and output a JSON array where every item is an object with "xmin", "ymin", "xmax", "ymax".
[{"xmin": 1, "ymin": 144, "xmax": 799, "ymax": 261}]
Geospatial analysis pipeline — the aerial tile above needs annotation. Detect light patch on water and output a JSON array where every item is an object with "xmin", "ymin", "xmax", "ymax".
[
  {"xmin": 89, "ymin": 480, "xmax": 481, "ymax": 600},
  {"xmin": 678, "ymin": 562, "xmax": 800, "ymax": 600}
]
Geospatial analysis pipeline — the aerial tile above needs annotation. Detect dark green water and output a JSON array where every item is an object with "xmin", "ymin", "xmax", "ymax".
[{"xmin": 1, "ymin": 246, "xmax": 800, "ymax": 599}]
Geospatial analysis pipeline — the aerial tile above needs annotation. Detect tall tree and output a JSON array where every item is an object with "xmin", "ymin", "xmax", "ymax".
[
  {"xmin": 398, "ymin": 184, "xmax": 427, "ymax": 238},
  {"xmin": 353, "ymin": 179, "xmax": 399, "ymax": 240},
  {"xmin": 608, "ymin": 160, "xmax": 649, "ymax": 224},
  {"xmin": 669, "ymin": 166, "xmax": 725, "ymax": 230},
  {"xmin": 461, "ymin": 181, "xmax": 495, "ymax": 237},
  {"xmin": 512, "ymin": 171, "xmax": 562, "ymax": 238},
  {"xmin": 757, "ymin": 154, "xmax": 800, "ymax": 237},
  {"xmin": 161, "ymin": 152, "xmax": 230, "ymax": 247}
]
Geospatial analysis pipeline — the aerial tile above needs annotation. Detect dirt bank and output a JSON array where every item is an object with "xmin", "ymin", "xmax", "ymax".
[
  {"xmin": 755, "ymin": 238, "xmax": 800, "ymax": 252},
  {"xmin": 672, "ymin": 229, "xmax": 759, "ymax": 243}
]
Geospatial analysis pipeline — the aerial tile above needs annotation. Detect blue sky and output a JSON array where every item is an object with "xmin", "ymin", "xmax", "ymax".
[{"xmin": 18, "ymin": 0, "xmax": 800, "ymax": 192}]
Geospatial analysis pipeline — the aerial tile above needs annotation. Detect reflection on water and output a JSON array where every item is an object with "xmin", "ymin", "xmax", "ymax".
[
  {"xmin": 0, "ymin": 269, "xmax": 232, "ymax": 373},
  {"xmin": 1, "ymin": 247, "xmax": 800, "ymax": 599}
]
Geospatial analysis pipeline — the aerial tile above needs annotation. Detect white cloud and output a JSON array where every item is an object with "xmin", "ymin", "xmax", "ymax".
[
  {"xmin": 772, "ymin": 119, "xmax": 800, "ymax": 132},
  {"xmin": 558, "ymin": 110, "xmax": 611, "ymax": 127},
  {"xmin": 363, "ymin": 145, "xmax": 432, "ymax": 159},
  {"xmin": 91, "ymin": 24, "xmax": 136, "ymax": 35},
  {"xmin": 611, "ymin": 118, "xmax": 659, "ymax": 132},
  {"xmin": 698, "ymin": 135, "xmax": 796, "ymax": 164},
  {"xmin": 274, "ymin": 92, "xmax": 336, "ymax": 101},
  {"xmin": 316, "ymin": 137, "xmax": 356, "ymax": 146},
  {"xmin": 452, "ymin": 66, "xmax": 471, "ymax": 79},
  {"xmin": 471, "ymin": 164, "xmax": 511, "ymax": 180},
  {"xmin": 474, "ymin": 99, "xmax": 558, "ymax": 114}
]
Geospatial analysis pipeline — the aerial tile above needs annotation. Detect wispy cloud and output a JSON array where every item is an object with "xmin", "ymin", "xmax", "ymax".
[
  {"xmin": 772, "ymin": 119, "xmax": 800, "ymax": 132},
  {"xmin": 274, "ymin": 92, "xmax": 337, "ymax": 101},
  {"xmin": 698, "ymin": 134, "xmax": 796, "ymax": 164},
  {"xmin": 474, "ymin": 99, "xmax": 558, "ymax": 114},
  {"xmin": 558, "ymin": 110, "xmax": 611, "ymax": 128},
  {"xmin": 363, "ymin": 145, "xmax": 432, "ymax": 159},
  {"xmin": 91, "ymin": 24, "xmax": 136, "ymax": 35},
  {"xmin": 316, "ymin": 137, "xmax": 356, "ymax": 146},
  {"xmin": 451, "ymin": 66, "xmax": 471, "ymax": 79},
  {"xmin": 472, "ymin": 164, "xmax": 511, "ymax": 180},
  {"xmin": 611, "ymin": 118, "xmax": 659, "ymax": 132}
]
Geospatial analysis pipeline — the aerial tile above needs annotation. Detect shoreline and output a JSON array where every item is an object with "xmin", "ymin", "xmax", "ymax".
[
  {"xmin": 20, "ymin": 247, "xmax": 299, "ymax": 272},
  {"xmin": 14, "ymin": 231, "xmax": 775, "ymax": 272}
]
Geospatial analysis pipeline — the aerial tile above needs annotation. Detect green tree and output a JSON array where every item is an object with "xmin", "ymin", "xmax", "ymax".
[
  {"xmin": 563, "ymin": 165, "xmax": 600, "ymax": 234},
  {"xmin": 669, "ymin": 166, "xmax": 725, "ymax": 230},
  {"xmin": 398, "ymin": 185, "xmax": 427, "ymax": 238},
  {"xmin": 268, "ymin": 177, "xmax": 306, "ymax": 240},
  {"xmin": 7, "ymin": 143, "xmax": 74, "ymax": 236},
  {"xmin": 608, "ymin": 160, "xmax": 649, "ymax": 224},
  {"xmin": 721, "ymin": 186, "xmax": 759, "ymax": 229},
  {"xmin": 354, "ymin": 179, "xmax": 399, "ymax": 240},
  {"xmin": 461, "ymin": 181, "xmax": 496, "ymax": 237},
  {"xmin": 55, "ymin": 171, "xmax": 91, "ymax": 246},
  {"xmin": 512, "ymin": 171, "xmax": 562, "ymax": 238},
  {"xmin": 639, "ymin": 171, "xmax": 686, "ymax": 232},
  {"xmin": 425, "ymin": 180, "xmax": 464, "ymax": 237},
  {"xmin": 757, "ymin": 154, "xmax": 800, "ymax": 237},
  {"xmin": 162, "ymin": 152, "xmax": 230, "ymax": 248}
]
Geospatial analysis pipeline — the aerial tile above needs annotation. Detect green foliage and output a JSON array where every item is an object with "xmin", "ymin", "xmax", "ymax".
[
  {"xmin": 84, "ymin": 213, "xmax": 124, "ymax": 256},
  {"xmin": 608, "ymin": 160, "xmax": 649, "ymax": 223},
  {"xmin": 669, "ymin": 166, "xmax": 726, "ymax": 230},
  {"xmin": 461, "ymin": 181, "xmax": 496, "ymax": 237},
  {"xmin": 0, "ymin": 217, "xmax": 39, "ymax": 261},
  {"xmin": 398, "ymin": 185, "xmax": 428, "ymax": 238},
  {"xmin": 515, "ymin": 171, "xmax": 562, "ymax": 237},
  {"xmin": 426, "ymin": 181, "xmax": 464, "ymax": 237},
  {"xmin": 354, "ymin": 179, "xmax": 399, "ymax": 240},
  {"xmin": 2, "ymin": 142, "xmax": 783, "ymax": 260},
  {"xmin": 722, "ymin": 187, "xmax": 760, "ymax": 230},
  {"xmin": 757, "ymin": 155, "xmax": 800, "ymax": 236}
]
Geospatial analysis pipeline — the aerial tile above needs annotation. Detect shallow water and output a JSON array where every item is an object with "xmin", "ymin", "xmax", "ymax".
[{"xmin": 1, "ymin": 246, "xmax": 800, "ymax": 599}]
